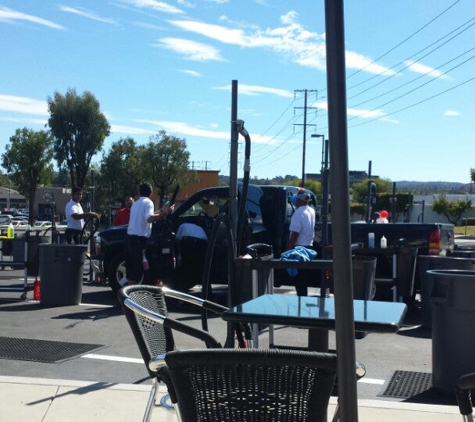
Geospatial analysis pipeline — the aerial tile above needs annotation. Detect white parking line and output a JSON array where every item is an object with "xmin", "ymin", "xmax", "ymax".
[
  {"xmin": 82, "ymin": 353, "xmax": 142, "ymax": 364},
  {"xmin": 81, "ymin": 353, "xmax": 386, "ymax": 385}
]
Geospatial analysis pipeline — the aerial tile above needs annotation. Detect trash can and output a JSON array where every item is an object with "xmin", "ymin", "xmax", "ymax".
[
  {"xmin": 39, "ymin": 244, "xmax": 88, "ymax": 306},
  {"xmin": 352, "ymin": 256, "xmax": 377, "ymax": 300},
  {"xmin": 233, "ymin": 243, "xmax": 273, "ymax": 306},
  {"xmin": 430, "ymin": 269, "xmax": 475, "ymax": 393},
  {"xmin": 12, "ymin": 235, "xmax": 51, "ymax": 275},
  {"xmin": 418, "ymin": 256, "xmax": 475, "ymax": 329},
  {"xmin": 395, "ymin": 246, "xmax": 418, "ymax": 298}
]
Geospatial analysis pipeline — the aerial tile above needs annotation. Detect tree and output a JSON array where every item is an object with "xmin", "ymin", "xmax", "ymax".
[
  {"xmin": 47, "ymin": 88, "xmax": 110, "ymax": 190},
  {"xmin": 431, "ymin": 193, "xmax": 472, "ymax": 225},
  {"xmin": 142, "ymin": 131, "xmax": 190, "ymax": 205},
  {"xmin": 1, "ymin": 128, "xmax": 54, "ymax": 223},
  {"xmin": 351, "ymin": 177, "xmax": 392, "ymax": 204},
  {"xmin": 99, "ymin": 137, "xmax": 145, "ymax": 203}
]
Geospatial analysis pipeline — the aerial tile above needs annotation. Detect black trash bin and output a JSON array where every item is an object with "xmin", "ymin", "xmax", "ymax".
[
  {"xmin": 9, "ymin": 236, "xmax": 50, "ymax": 275},
  {"xmin": 39, "ymin": 244, "xmax": 88, "ymax": 306},
  {"xmin": 352, "ymin": 255, "xmax": 377, "ymax": 301},
  {"xmin": 233, "ymin": 243, "xmax": 273, "ymax": 306},
  {"xmin": 429, "ymin": 269, "xmax": 475, "ymax": 393},
  {"xmin": 395, "ymin": 246, "xmax": 418, "ymax": 298},
  {"xmin": 418, "ymin": 256, "xmax": 475, "ymax": 329}
]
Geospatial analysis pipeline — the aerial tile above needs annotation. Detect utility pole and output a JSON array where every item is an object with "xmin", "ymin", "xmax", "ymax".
[{"xmin": 294, "ymin": 89, "xmax": 317, "ymax": 187}]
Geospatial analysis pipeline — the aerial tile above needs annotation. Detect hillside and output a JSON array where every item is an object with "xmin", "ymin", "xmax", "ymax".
[{"xmin": 394, "ymin": 181, "xmax": 473, "ymax": 194}]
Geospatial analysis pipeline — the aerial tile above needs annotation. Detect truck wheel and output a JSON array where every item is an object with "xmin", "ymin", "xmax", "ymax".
[
  {"xmin": 107, "ymin": 255, "xmax": 128, "ymax": 292},
  {"xmin": 107, "ymin": 254, "xmax": 145, "ymax": 292}
]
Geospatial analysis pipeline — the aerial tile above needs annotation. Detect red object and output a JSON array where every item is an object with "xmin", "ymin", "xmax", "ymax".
[
  {"xmin": 380, "ymin": 210, "xmax": 389, "ymax": 219},
  {"xmin": 33, "ymin": 278, "xmax": 41, "ymax": 301},
  {"xmin": 113, "ymin": 207, "xmax": 131, "ymax": 226}
]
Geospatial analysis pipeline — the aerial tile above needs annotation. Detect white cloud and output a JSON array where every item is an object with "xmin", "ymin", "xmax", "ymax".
[
  {"xmin": 0, "ymin": 95, "xmax": 48, "ymax": 116},
  {"xmin": 0, "ymin": 116, "xmax": 47, "ymax": 126},
  {"xmin": 214, "ymin": 84, "xmax": 293, "ymax": 98},
  {"xmin": 111, "ymin": 124, "xmax": 156, "ymax": 135},
  {"xmin": 119, "ymin": 0, "xmax": 185, "ymax": 15},
  {"xmin": 156, "ymin": 38, "xmax": 225, "ymax": 61},
  {"xmin": 444, "ymin": 110, "xmax": 460, "ymax": 116},
  {"xmin": 168, "ymin": 18, "xmax": 396, "ymax": 76},
  {"xmin": 281, "ymin": 11, "xmax": 298, "ymax": 25},
  {"xmin": 346, "ymin": 51, "xmax": 397, "ymax": 76},
  {"xmin": 404, "ymin": 60, "xmax": 448, "ymax": 79},
  {"xmin": 0, "ymin": 6, "xmax": 64, "ymax": 29},
  {"xmin": 180, "ymin": 69, "xmax": 202, "ymax": 77},
  {"xmin": 59, "ymin": 6, "xmax": 117, "ymax": 25},
  {"xmin": 137, "ymin": 119, "xmax": 229, "ymax": 139}
]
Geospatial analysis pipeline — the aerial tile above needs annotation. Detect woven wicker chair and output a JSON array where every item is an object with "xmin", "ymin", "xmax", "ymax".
[
  {"xmin": 165, "ymin": 348, "xmax": 338, "ymax": 422},
  {"xmin": 118, "ymin": 285, "xmax": 223, "ymax": 422}
]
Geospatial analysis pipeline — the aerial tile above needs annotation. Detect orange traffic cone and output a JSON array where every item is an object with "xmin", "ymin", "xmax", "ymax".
[{"xmin": 33, "ymin": 278, "xmax": 41, "ymax": 301}]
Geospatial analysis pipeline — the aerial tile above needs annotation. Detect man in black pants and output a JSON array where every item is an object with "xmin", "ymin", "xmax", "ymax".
[{"xmin": 65, "ymin": 188, "xmax": 98, "ymax": 244}]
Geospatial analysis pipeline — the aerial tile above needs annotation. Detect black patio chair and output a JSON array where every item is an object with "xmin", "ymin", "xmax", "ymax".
[
  {"xmin": 164, "ymin": 347, "xmax": 337, "ymax": 422},
  {"xmin": 118, "ymin": 285, "xmax": 222, "ymax": 422},
  {"xmin": 456, "ymin": 372, "xmax": 475, "ymax": 422}
]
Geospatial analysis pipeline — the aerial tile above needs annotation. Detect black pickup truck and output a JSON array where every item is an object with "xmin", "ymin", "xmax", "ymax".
[
  {"xmin": 92, "ymin": 184, "xmax": 317, "ymax": 292},
  {"xmin": 325, "ymin": 222, "xmax": 455, "ymax": 301}
]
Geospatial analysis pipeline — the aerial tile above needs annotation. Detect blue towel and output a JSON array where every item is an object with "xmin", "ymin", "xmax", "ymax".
[{"xmin": 280, "ymin": 246, "xmax": 317, "ymax": 276}]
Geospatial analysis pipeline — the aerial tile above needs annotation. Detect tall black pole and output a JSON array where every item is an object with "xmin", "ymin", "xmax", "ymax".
[
  {"xmin": 230, "ymin": 80, "xmax": 239, "ymax": 259},
  {"xmin": 324, "ymin": 0, "xmax": 359, "ymax": 420},
  {"xmin": 365, "ymin": 161, "xmax": 373, "ymax": 223}
]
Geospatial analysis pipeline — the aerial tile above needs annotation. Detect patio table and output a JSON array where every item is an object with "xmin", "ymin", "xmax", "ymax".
[{"xmin": 222, "ymin": 294, "xmax": 407, "ymax": 351}]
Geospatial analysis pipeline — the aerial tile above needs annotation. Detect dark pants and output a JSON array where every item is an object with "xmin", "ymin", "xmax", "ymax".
[
  {"xmin": 125, "ymin": 235, "xmax": 148, "ymax": 283},
  {"xmin": 65, "ymin": 228, "xmax": 82, "ymax": 245}
]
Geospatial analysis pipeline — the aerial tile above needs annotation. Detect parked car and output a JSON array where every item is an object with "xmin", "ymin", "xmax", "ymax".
[{"xmin": 33, "ymin": 221, "xmax": 52, "ymax": 229}]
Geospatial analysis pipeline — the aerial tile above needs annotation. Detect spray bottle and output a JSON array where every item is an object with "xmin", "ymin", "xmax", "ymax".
[{"xmin": 7, "ymin": 222, "xmax": 14, "ymax": 239}]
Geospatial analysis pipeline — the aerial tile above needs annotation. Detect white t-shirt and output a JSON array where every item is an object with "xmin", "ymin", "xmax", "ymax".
[
  {"xmin": 289, "ymin": 205, "xmax": 316, "ymax": 247},
  {"xmin": 65, "ymin": 199, "xmax": 84, "ymax": 230},
  {"xmin": 127, "ymin": 196, "xmax": 155, "ymax": 237}
]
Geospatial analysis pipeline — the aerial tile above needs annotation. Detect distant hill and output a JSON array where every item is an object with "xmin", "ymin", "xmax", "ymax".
[
  {"xmin": 219, "ymin": 175, "xmax": 474, "ymax": 195},
  {"xmin": 394, "ymin": 181, "xmax": 473, "ymax": 195}
]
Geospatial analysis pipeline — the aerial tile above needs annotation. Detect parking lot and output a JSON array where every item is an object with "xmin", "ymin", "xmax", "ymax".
[
  {"xmin": 1, "ymin": 238, "xmax": 474, "ymax": 406},
  {"xmin": 0, "ymin": 274, "xmax": 434, "ymax": 403}
]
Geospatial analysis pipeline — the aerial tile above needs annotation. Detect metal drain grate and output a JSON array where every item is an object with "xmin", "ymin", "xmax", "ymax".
[
  {"xmin": 0, "ymin": 337, "xmax": 104, "ymax": 363},
  {"xmin": 381, "ymin": 370, "xmax": 432, "ymax": 398}
]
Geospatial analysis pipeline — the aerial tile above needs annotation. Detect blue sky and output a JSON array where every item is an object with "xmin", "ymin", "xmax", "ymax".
[{"xmin": 0, "ymin": 0, "xmax": 474, "ymax": 183}]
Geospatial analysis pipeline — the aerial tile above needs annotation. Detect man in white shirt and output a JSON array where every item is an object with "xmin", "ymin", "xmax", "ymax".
[
  {"xmin": 125, "ymin": 182, "xmax": 173, "ymax": 285},
  {"xmin": 65, "ymin": 188, "xmax": 98, "ymax": 244},
  {"xmin": 286, "ymin": 190, "xmax": 316, "ymax": 296},
  {"xmin": 287, "ymin": 191, "xmax": 316, "ymax": 250}
]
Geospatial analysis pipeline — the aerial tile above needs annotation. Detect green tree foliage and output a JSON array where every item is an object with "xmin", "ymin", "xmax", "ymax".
[
  {"xmin": 142, "ymin": 131, "xmax": 191, "ymax": 205},
  {"xmin": 99, "ymin": 137, "xmax": 145, "ymax": 203},
  {"xmin": 47, "ymin": 88, "xmax": 110, "ymax": 190},
  {"xmin": 431, "ymin": 192, "xmax": 472, "ymax": 225},
  {"xmin": 1, "ymin": 128, "xmax": 54, "ymax": 222},
  {"xmin": 351, "ymin": 178, "xmax": 392, "ymax": 204}
]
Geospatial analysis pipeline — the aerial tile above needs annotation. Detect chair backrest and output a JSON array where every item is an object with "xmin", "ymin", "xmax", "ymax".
[
  {"xmin": 165, "ymin": 348, "xmax": 337, "ymax": 422},
  {"xmin": 118, "ymin": 285, "xmax": 174, "ymax": 378}
]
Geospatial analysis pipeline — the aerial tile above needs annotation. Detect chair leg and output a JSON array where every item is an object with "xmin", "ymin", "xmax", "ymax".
[{"xmin": 143, "ymin": 378, "xmax": 158, "ymax": 422}]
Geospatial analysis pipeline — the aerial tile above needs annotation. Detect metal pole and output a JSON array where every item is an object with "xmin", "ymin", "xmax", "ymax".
[
  {"xmin": 324, "ymin": 1, "xmax": 358, "ymax": 420},
  {"xmin": 365, "ymin": 161, "xmax": 372, "ymax": 223},
  {"xmin": 321, "ymin": 139, "xmax": 330, "ymax": 254},
  {"xmin": 229, "ymin": 81, "xmax": 238, "ymax": 261},
  {"xmin": 227, "ymin": 80, "xmax": 239, "ymax": 346},
  {"xmin": 301, "ymin": 89, "xmax": 308, "ymax": 188}
]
